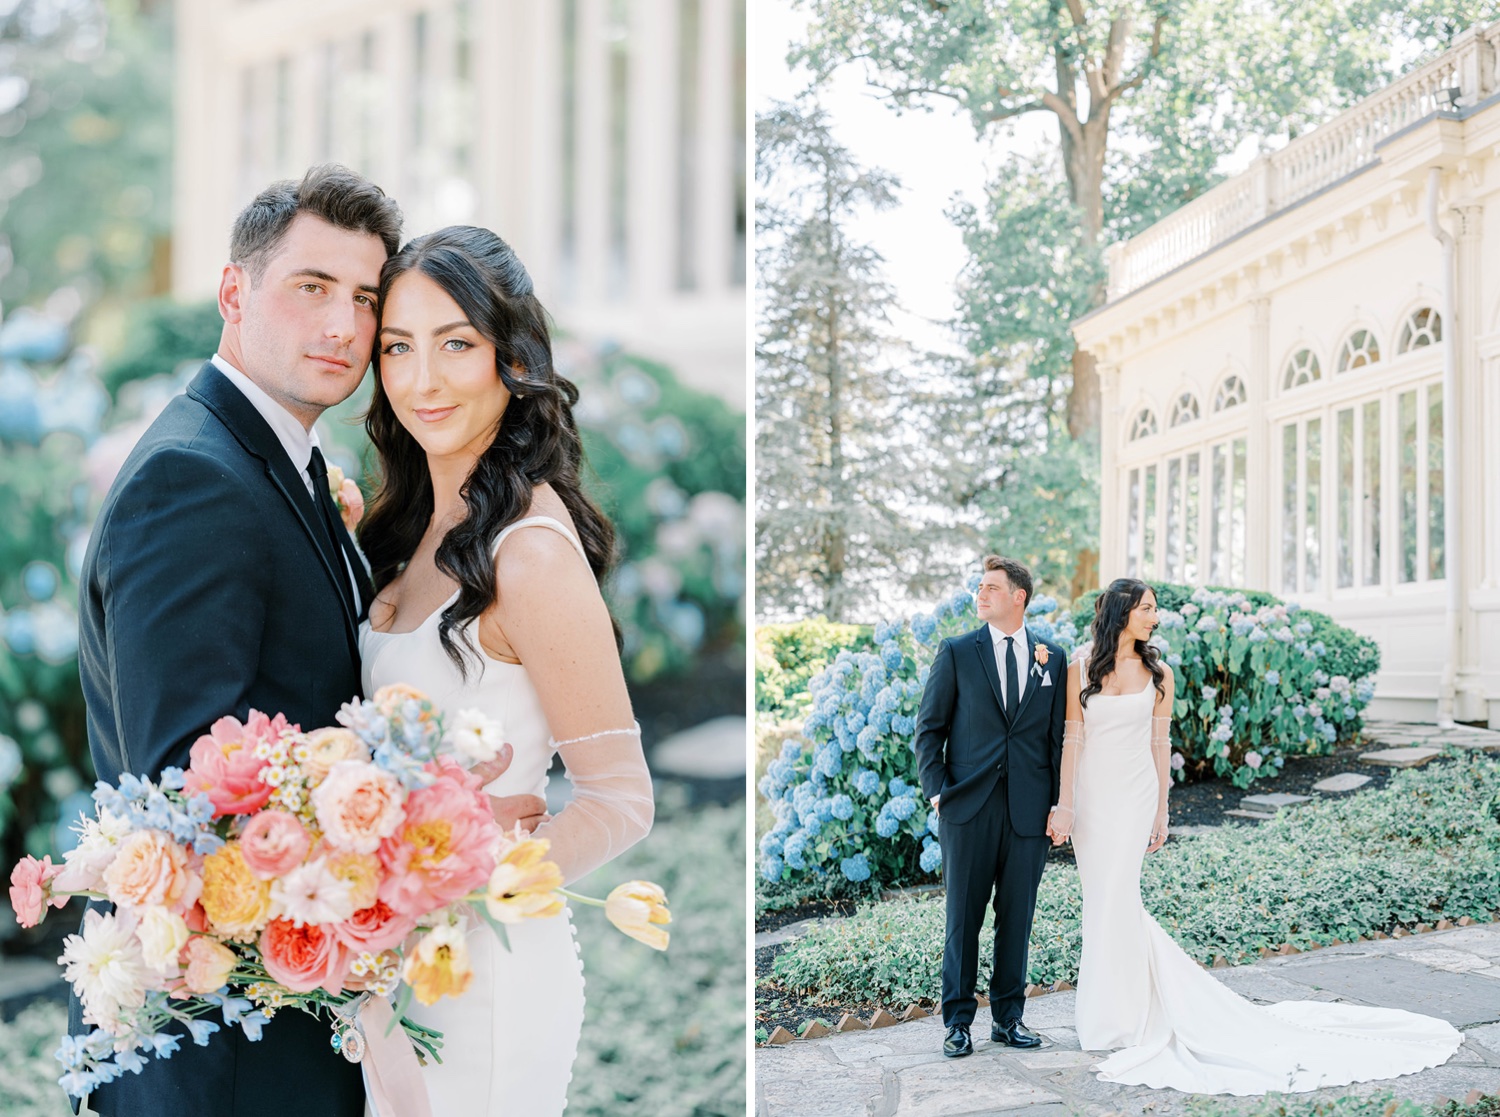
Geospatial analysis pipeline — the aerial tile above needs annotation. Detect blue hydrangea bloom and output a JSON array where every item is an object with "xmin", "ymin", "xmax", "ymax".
[
  {"xmin": 856, "ymin": 725, "xmax": 881, "ymax": 760},
  {"xmin": 891, "ymin": 713, "xmax": 915, "ymax": 736},
  {"xmin": 782, "ymin": 832, "xmax": 808, "ymax": 869},
  {"xmin": 888, "ymin": 795, "xmax": 916, "ymax": 822},
  {"xmin": 831, "ymin": 794, "xmax": 854, "ymax": 820},
  {"xmin": 875, "ymin": 811, "xmax": 900, "ymax": 838},
  {"xmin": 760, "ymin": 854, "xmax": 783, "ymax": 881},
  {"xmin": 919, "ymin": 842, "xmax": 943, "ymax": 873},
  {"xmin": 779, "ymin": 739, "xmax": 802, "ymax": 761},
  {"xmin": 926, "ymin": 810, "xmax": 940, "ymax": 835},
  {"xmin": 881, "ymin": 642, "xmax": 904, "ymax": 671},
  {"xmin": 889, "ymin": 776, "xmax": 910, "ymax": 796},
  {"xmin": 840, "ymin": 853, "xmax": 871, "ymax": 882},
  {"xmin": 853, "ymin": 768, "xmax": 880, "ymax": 796}
]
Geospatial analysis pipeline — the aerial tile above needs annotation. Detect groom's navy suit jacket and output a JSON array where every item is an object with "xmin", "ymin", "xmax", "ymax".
[
  {"xmin": 912, "ymin": 625, "xmax": 1066, "ymax": 834},
  {"xmin": 73, "ymin": 363, "xmax": 373, "ymax": 1117}
]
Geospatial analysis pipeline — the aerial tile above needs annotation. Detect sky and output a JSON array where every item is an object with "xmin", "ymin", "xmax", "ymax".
[{"xmin": 753, "ymin": 0, "xmax": 1052, "ymax": 356}]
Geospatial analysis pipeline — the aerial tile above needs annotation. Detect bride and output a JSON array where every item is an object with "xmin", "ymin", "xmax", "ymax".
[
  {"xmin": 1047, "ymin": 577, "xmax": 1461, "ymax": 1094},
  {"xmin": 356, "ymin": 226, "xmax": 655, "ymax": 1114}
]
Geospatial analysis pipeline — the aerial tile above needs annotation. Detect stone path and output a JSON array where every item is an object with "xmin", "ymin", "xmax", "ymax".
[{"xmin": 756, "ymin": 922, "xmax": 1500, "ymax": 1115}]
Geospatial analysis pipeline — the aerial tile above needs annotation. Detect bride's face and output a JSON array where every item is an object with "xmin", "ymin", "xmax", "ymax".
[
  {"xmin": 378, "ymin": 271, "xmax": 511, "ymax": 461},
  {"xmin": 1126, "ymin": 590, "xmax": 1158, "ymax": 644}
]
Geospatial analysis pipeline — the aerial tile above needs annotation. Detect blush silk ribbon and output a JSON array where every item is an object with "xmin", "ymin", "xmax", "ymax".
[{"xmin": 359, "ymin": 996, "xmax": 433, "ymax": 1117}]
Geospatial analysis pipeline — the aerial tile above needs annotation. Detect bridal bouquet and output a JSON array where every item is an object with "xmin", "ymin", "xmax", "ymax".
[{"xmin": 8, "ymin": 684, "xmax": 671, "ymax": 1100}]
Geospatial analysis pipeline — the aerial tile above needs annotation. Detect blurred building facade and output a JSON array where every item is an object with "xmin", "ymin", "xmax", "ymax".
[
  {"xmin": 1074, "ymin": 24, "xmax": 1500, "ymax": 725},
  {"xmin": 171, "ymin": 0, "xmax": 746, "ymax": 405}
]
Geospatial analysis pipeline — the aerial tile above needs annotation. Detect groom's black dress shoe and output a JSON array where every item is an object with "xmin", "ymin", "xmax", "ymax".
[
  {"xmin": 991, "ymin": 1020, "xmax": 1043, "ymax": 1048},
  {"xmin": 942, "ymin": 1024, "xmax": 973, "ymax": 1058}
]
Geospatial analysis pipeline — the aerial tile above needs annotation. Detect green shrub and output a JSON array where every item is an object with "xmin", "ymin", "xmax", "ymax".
[
  {"xmin": 769, "ymin": 751, "xmax": 1500, "ymax": 1004},
  {"xmin": 755, "ymin": 619, "xmax": 872, "ymax": 721}
]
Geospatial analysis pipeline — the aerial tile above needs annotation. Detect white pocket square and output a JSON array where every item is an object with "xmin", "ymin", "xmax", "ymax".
[{"xmin": 1040, "ymin": 672, "xmax": 1055, "ymax": 687}]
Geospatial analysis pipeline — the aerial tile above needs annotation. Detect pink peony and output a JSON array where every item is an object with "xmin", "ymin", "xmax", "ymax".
[
  {"xmin": 184, "ymin": 712, "xmax": 293, "ymax": 817},
  {"xmin": 9, "ymin": 855, "xmax": 66, "ymax": 928},
  {"xmin": 180, "ymin": 936, "xmax": 238, "ymax": 995},
  {"xmin": 332, "ymin": 898, "xmax": 417, "ymax": 955},
  {"xmin": 312, "ymin": 761, "xmax": 405, "ymax": 854},
  {"xmin": 238, "ymin": 810, "xmax": 310, "ymax": 879},
  {"xmin": 377, "ymin": 757, "xmax": 501, "ymax": 916},
  {"xmin": 259, "ymin": 917, "xmax": 350, "ymax": 994}
]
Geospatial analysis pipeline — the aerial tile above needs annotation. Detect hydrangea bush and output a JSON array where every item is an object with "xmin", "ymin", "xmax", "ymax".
[{"xmin": 758, "ymin": 576, "xmax": 1379, "ymax": 890}]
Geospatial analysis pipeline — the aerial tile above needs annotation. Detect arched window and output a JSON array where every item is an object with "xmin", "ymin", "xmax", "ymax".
[
  {"xmin": 1397, "ymin": 307, "xmax": 1442, "ymax": 353},
  {"xmin": 1129, "ymin": 408, "xmax": 1158, "ymax": 441},
  {"xmin": 1212, "ymin": 375, "xmax": 1246, "ymax": 412},
  {"xmin": 1336, "ymin": 328, "xmax": 1381, "ymax": 372},
  {"xmin": 1168, "ymin": 391, "xmax": 1200, "ymax": 427},
  {"xmin": 1282, "ymin": 348, "xmax": 1321, "ymax": 390}
]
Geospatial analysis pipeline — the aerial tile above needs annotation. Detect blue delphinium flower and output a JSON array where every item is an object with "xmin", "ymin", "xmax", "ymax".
[{"xmin": 840, "ymin": 853, "xmax": 871, "ymax": 882}]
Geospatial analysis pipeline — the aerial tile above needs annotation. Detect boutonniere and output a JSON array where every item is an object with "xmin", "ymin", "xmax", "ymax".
[
  {"xmin": 326, "ymin": 464, "xmax": 366, "ymax": 531},
  {"xmin": 1030, "ymin": 643, "xmax": 1049, "ymax": 678}
]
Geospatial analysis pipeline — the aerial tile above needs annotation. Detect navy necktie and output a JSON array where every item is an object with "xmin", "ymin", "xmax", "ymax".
[
  {"xmin": 1004, "ymin": 636, "xmax": 1019, "ymax": 720},
  {"xmin": 306, "ymin": 446, "xmax": 357, "ymax": 619}
]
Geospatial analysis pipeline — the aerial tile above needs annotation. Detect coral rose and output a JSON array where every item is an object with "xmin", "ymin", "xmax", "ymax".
[
  {"xmin": 183, "ymin": 712, "xmax": 290, "ymax": 817},
  {"xmin": 199, "ymin": 842, "xmax": 272, "ymax": 940},
  {"xmin": 337, "ymin": 477, "xmax": 365, "ymax": 532},
  {"xmin": 102, "ymin": 830, "xmax": 199, "ymax": 913},
  {"xmin": 9, "ymin": 854, "xmax": 66, "ymax": 928},
  {"xmin": 238, "ymin": 810, "xmax": 310, "ymax": 879},
  {"xmin": 300, "ymin": 728, "xmax": 370, "ymax": 786},
  {"xmin": 311, "ymin": 761, "xmax": 405, "ymax": 854},
  {"xmin": 181, "ymin": 936, "xmax": 239, "ymax": 994},
  {"xmin": 377, "ymin": 757, "xmax": 500, "ymax": 916},
  {"xmin": 259, "ymin": 918, "xmax": 349, "ymax": 994},
  {"xmin": 332, "ymin": 898, "xmax": 417, "ymax": 955}
]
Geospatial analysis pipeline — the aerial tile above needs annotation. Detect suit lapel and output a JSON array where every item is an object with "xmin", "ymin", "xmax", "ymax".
[
  {"xmin": 187, "ymin": 363, "xmax": 360, "ymax": 649},
  {"xmin": 1014, "ymin": 627, "xmax": 1043, "ymax": 724},
  {"xmin": 974, "ymin": 627, "xmax": 1010, "ymax": 724}
]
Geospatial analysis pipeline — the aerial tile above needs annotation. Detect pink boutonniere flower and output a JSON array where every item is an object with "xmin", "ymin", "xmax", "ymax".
[
  {"xmin": 1034, "ymin": 645, "xmax": 1050, "ymax": 668},
  {"xmin": 326, "ymin": 464, "xmax": 365, "ymax": 531}
]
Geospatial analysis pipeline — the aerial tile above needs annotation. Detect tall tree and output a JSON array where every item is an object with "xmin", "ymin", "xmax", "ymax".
[
  {"xmin": 795, "ymin": 0, "xmax": 1498, "ymax": 595},
  {"xmin": 756, "ymin": 101, "xmax": 943, "ymax": 622}
]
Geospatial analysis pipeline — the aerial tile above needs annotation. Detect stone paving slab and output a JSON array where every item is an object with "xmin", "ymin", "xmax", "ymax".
[
  {"xmin": 758, "ymin": 923, "xmax": 1500, "ymax": 1116},
  {"xmin": 1360, "ymin": 746, "xmax": 1444, "ymax": 767},
  {"xmin": 756, "ymin": 917, "xmax": 822, "ymax": 949},
  {"xmin": 1239, "ymin": 792, "xmax": 1312, "ymax": 812},
  {"xmin": 650, "ymin": 715, "xmax": 747, "ymax": 778},
  {"xmin": 1276, "ymin": 955, "xmax": 1500, "ymax": 1026},
  {"xmin": 1312, "ymin": 772, "xmax": 1372, "ymax": 792}
]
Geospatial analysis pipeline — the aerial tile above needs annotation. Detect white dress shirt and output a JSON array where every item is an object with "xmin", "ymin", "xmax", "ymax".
[
  {"xmin": 987, "ymin": 621, "xmax": 1029, "ymax": 709},
  {"xmin": 210, "ymin": 353, "xmax": 361, "ymax": 611}
]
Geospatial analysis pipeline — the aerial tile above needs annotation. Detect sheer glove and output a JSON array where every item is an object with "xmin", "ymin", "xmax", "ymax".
[
  {"xmin": 1049, "ymin": 719, "xmax": 1083, "ymax": 842},
  {"xmin": 532, "ymin": 727, "xmax": 655, "ymax": 886}
]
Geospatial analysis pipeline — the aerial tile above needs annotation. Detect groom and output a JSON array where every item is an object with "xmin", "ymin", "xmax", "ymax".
[
  {"xmin": 73, "ymin": 167, "xmax": 544, "ymax": 1115},
  {"xmin": 914, "ymin": 555, "xmax": 1066, "ymax": 1058}
]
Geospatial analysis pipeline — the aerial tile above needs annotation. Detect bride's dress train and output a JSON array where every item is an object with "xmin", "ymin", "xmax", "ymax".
[{"xmin": 1070, "ymin": 684, "xmax": 1462, "ymax": 1094}]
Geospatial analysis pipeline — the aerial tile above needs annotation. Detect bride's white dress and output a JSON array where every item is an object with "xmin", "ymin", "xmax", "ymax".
[
  {"xmin": 1070, "ymin": 683, "xmax": 1462, "ymax": 1094},
  {"xmin": 360, "ymin": 516, "xmax": 651, "ymax": 1115}
]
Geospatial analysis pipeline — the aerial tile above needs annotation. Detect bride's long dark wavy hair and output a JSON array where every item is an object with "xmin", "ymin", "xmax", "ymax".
[
  {"xmin": 1080, "ymin": 577, "xmax": 1165, "ymax": 708},
  {"xmin": 358, "ymin": 225, "xmax": 618, "ymax": 677}
]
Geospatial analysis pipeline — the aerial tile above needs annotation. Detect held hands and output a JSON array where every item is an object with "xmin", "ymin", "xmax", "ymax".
[
  {"xmin": 470, "ymin": 742, "xmax": 552, "ymax": 835},
  {"xmin": 1046, "ymin": 806, "xmax": 1073, "ymax": 847}
]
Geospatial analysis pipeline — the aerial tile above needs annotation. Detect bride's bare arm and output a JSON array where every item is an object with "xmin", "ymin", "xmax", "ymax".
[
  {"xmin": 484, "ymin": 526, "xmax": 654, "ymax": 885},
  {"xmin": 1148, "ymin": 664, "xmax": 1176, "ymax": 853}
]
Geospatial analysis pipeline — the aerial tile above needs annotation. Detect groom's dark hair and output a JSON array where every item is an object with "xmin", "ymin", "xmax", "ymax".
[
  {"xmin": 229, "ymin": 164, "xmax": 403, "ymax": 282},
  {"xmin": 982, "ymin": 554, "xmax": 1033, "ymax": 608}
]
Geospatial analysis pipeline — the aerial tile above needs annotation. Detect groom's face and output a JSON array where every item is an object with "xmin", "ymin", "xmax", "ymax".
[
  {"xmin": 975, "ymin": 571, "xmax": 1025, "ymax": 627},
  {"xmin": 219, "ymin": 213, "xmax": 388, "ymax": 428}
]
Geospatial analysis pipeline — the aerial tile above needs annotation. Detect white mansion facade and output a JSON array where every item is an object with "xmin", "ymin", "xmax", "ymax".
[
  {"xmin": 1073, "ymin": 25, "xmax": 1500, "ymax": 725},
  {"xmin": 171, "ymin": 0, "xmax": 746, "ymax": 404}
]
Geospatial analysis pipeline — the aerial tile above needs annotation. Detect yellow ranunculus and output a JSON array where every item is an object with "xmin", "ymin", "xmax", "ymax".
[
  {"xmin": 200, "ymin": 842, "xmax": 272, "ymax": 940},
  {"xmin": 604, "ymin": 881, "xmax": 670, "ymax": 951},
  {"xmin": 484, "ymin": 836, "xmax": 564, "ymax": 924},
  {"xmin": 402, "ymin": 923, "xmax": 473, "ymax": 1006}
]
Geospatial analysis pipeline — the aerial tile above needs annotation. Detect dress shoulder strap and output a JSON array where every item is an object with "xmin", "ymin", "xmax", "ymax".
[{"xmin": 489, "ymin": 515, "xmax": 590, "ymax": 566}]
